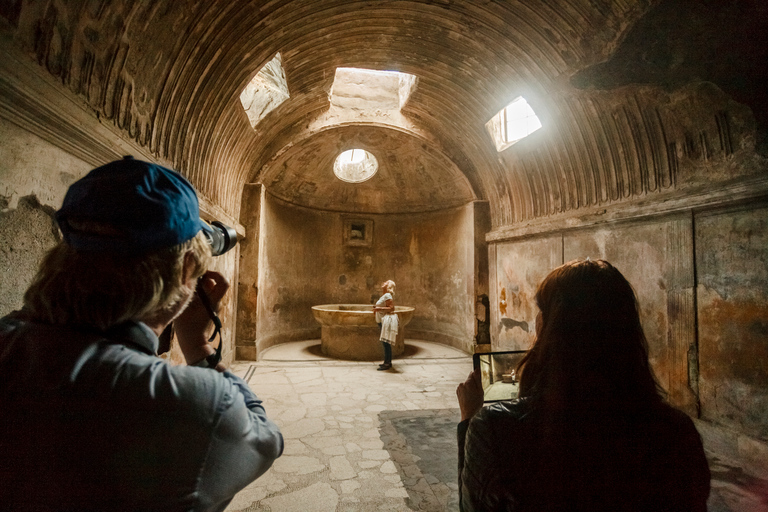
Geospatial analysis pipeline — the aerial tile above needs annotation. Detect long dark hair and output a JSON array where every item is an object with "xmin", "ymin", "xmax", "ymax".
[{"xmin": 517, "ymin": 259, "xmax": 664, "ymax": 415}]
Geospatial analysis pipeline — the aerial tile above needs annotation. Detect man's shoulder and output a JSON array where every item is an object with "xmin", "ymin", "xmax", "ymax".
[
  {"xmin": 0, "ymin": 313, "xmax": 108, "ymax": 383},
  {"xmin": 99, "ymin": 347, "xmax": 235, "ymax": 409},
  {"xmin": 0, "ymin": 315, "xmax": 234, "ymax": 417},
  {"xmin": 1, "ymin": 311, "xmax": 104, "ymax": 346}
]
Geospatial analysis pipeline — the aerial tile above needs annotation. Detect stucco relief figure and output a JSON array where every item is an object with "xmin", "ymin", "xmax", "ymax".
[
  {"xmin": 373, "ymin": 279, "xmax": 398, "ymax": 371},
  {"xmin": 499, "ymin": 317, "xmax": 529, "ymax": 333},
  {"xmin": 0, "ymin": 158, "xmax": 283, "ymax": 511},
  {"xmin": 499, "ymin": 287, "xmax": 507, "ymax": 316},
  {"xmin": 456, "ymin": 259, "xmax": 710, "ymax": 512}
]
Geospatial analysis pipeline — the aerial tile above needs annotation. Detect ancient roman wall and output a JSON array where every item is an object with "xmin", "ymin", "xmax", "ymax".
[
  {"xmin": 0, "ymin": 117, "xmax": 91, "ymax": 315},
  {"xmin": 489, "ymin": 201, "xmax": 768, "ymax": 448}
]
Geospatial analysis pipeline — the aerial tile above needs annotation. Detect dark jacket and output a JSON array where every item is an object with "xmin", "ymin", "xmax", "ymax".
[{"xmin": 458, "ymin": 397, "xmax": 710, "ymax": 512}]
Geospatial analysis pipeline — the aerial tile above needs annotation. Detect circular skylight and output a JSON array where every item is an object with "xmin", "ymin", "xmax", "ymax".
[{"xmin": 333, "ymin": 149, "xmax": 378, "ymax": 183}]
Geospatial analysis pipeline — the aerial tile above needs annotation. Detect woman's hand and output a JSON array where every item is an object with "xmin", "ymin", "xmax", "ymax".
[
  {"xmin": 175, "ymin": 270, "xmax": 229, "ymax": 367},
  {"xmin": 457, "ymin": 369, "xmax": 484, "ymax": 422}
]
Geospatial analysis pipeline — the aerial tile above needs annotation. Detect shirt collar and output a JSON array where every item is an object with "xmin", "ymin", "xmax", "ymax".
[{"xmin": 104, "ymin": 321, "xmax": 159, "ymax": 355}]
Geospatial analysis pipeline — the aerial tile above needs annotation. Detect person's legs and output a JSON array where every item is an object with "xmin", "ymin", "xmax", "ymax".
[{"xmin": 378, "ymin": 341, "xmax": 392, "ymax": 370}]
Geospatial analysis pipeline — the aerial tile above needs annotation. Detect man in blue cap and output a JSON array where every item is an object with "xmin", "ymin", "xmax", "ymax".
[{"xmin": 0, "ymin": 157, "xmax": 283, "ymax": 511}]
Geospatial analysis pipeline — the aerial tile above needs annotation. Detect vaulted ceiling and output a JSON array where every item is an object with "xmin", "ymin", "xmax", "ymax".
[{"xmin": 2, "ymin": 0, "xmax": 766, "ymax": 225}]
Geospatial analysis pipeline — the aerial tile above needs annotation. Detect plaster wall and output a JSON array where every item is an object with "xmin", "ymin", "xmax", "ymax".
[
  {"xmin": 236, "ymin": 184, "xmax": 264, "ymax": 360},
  {"xmin": 562, "ymin": 215, "xmax": 698, "ymax": 414},
  {"xmin": 696, "ymin": 204, "xmax": 768, "ymax": 442},
  {"xmin": 253, "ymin": 195, "xmax": 476, "ymax": 355},
  {"xmin": 491, "ymin": 215, "xmax": 699, "ymax": 414},
  {"xmin": 490, "ymin": 203, "xmax": 768, "ymax": 443},
  {"xmin": 491, "ymin": 234, "xmax": 562, "ymax": 351},
  {"xmin": 0, "ymin": 118, "xmax": 91, "ymax": 315}
]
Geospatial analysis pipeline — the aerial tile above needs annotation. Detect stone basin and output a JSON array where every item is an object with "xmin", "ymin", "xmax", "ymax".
[{"xmin": 311, "ymin": 304, "xmax": 415, "ymax": 361}]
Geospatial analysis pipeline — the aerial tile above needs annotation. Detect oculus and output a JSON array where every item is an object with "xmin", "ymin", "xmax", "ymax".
[{"xmin": 333, "ymin": 149, "xmax": 378, "ymax": 183}]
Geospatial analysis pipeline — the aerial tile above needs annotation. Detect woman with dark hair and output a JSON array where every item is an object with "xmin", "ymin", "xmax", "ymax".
[{"xmin": 457, "ymin": 259, "xmax": 710, "ymax": 511}]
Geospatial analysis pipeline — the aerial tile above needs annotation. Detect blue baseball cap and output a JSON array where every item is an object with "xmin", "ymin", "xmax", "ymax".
[{"xmin": 55, "ymin": 156, "xmax": 213, "ymax": 254}]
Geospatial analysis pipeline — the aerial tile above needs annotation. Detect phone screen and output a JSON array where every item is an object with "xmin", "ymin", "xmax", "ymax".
[{"xmin": 473, "ymin": 350, "xmax": 527, "ymax": 403}]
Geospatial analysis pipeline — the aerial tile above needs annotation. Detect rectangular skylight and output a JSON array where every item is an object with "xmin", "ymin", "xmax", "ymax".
[
  {"xmin": 330, "ymin": 68, "xmax": 417, "ymax": 111},
  {"xmin": 486, "ymin": 96, "xmax": 542, "ymax": 151},
  {"xmin": 240, "ymin": 53, "xmax": 290, "ymax": 128}
]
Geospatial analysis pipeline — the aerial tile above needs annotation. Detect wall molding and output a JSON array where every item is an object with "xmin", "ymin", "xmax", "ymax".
[{"xmin": 487, "ymin": 173, "xmax": 768, "ymax": 243}]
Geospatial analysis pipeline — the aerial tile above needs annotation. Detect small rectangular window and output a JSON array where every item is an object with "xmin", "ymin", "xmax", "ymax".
[
  {"xmin": 486, "ymin": 96, "xmax": 542, "ymax": 152},
  {"xmin": 343, "ymin": 218, "xmax": 373, "ymax": 246}
]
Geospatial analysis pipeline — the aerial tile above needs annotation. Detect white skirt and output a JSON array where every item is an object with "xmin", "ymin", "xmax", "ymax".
[{"xmin": 380, "ymin": 314, "xmax": 399, "ymax": 344}]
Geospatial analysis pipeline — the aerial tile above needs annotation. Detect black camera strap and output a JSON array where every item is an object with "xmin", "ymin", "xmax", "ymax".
[{"xmin": 196, "ymin": 280, "xmax": 223, "ymax": 368}]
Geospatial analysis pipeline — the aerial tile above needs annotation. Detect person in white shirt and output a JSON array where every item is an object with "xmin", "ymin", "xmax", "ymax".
[{"xmin": 373, "ymin": 280, "xmax": 398, "ymax": 371}]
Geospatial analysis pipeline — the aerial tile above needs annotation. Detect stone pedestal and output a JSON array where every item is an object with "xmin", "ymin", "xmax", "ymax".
[{"xmin": 311, "ymin": 305, "xmax": 415, "ymax": 361}]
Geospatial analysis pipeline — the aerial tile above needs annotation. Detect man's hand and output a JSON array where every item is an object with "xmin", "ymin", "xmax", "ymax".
[
  {"xmin": 457, "ymin": 369, "xmax": 484, "ymax": 422},
  {"xmin": 175, "ymin": 270, "xmax": 229, "ymax": 368}
]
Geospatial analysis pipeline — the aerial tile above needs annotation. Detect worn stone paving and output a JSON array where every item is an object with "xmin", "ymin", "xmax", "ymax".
[
  {"xmin": 224, "ymin": 341, "xmax": 767, "ymax": 512},
  {"xmin": 225, "ymin": 348, "xmax": 471, "ymax": 512}
]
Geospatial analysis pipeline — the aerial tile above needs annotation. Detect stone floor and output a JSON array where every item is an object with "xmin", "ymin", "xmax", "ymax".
[{"xmin": 224, "ymin": 340, "xmax": 768, "ymax": 512}]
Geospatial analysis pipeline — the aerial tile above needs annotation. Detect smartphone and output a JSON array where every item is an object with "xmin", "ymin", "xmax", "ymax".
[{"xmin": 472, "ymin": 350, "xmax": 527, "ymax": 403}]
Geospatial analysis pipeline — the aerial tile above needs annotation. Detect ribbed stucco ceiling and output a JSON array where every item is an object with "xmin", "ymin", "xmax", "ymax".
[{"xmin": 5, "ymin": 0, "xmax": 765, "ymax": 225}]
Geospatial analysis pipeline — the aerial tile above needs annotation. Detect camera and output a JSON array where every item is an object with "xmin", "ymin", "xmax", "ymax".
[
  {"xmin": 157, "ymin": 219, "xmax": 238, "ymax": 355},
  {"xmin": 203, "ymin": 221, "xmax": 238, "ymax": 256}
]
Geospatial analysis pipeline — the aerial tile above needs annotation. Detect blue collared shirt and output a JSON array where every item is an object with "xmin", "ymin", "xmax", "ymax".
[{"xmin": 0, "ymin": 312, "xmax": 283, "ymax": 511}]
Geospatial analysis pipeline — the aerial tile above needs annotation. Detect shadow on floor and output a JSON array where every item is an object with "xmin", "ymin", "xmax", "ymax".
[
  {"xmin": 302, "ymin": 343, "xmax": 326, "ymax": 358},
  {"xmin": 379, "ymin": 409, "xmax": 461, "ymax": 511},
  {"xmin": 302, "ymin": 343, "xmax": 428, "ymax": 359},
  {"xmin": 374, "ymin": 410, "xmax": 768, "ymax": 512}
]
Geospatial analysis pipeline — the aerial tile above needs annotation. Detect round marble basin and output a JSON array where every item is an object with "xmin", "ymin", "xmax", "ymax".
[{"xmin": 311, "ymin": 304, "xmax": 415, "ymax": 361}]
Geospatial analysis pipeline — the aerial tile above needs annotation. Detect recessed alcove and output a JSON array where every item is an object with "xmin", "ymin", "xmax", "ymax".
[{"xmin": 238, "ymin": 189, "xmax": 488, "ymax": 356}]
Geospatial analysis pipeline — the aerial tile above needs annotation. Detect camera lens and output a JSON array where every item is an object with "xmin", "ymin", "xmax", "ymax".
[{"xmin": 204, "ymin": 221, "xmax": 238, "ymax": 256}]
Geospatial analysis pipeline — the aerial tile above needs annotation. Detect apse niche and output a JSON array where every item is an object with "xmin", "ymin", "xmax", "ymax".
[{"xmin": 240, "ymin": 66, "xmax": 483, "ymax": 359}]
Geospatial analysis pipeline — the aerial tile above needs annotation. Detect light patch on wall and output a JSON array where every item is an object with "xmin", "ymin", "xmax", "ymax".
[
  {"xmin": 330, "ymin": 68, "xmax": 417, "ymax": 111},
  {"xmin": 334, "ymin": 149, "xmax": 378, "ymax": 183},
  {"xmin": 486, "ymin": 96, "xmax": 542, "ymax": 152},
  {"xmin": 240, "ymin": 53, "xmax": 290, "ymax": 128}
]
